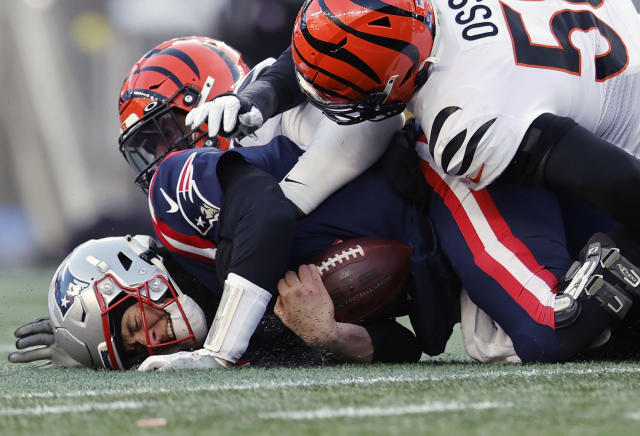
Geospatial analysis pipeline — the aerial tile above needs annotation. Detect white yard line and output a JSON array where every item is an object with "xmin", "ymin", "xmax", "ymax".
[
  {"xmin": 259, "ymin": 400, "xmax": 511, "ymax": 420},
  {"xmin": 1, "ymin": 365, "xmax": 639, "ymax": 400},
  {"xmin": 0, "ymin": 343, "xmax": 17, "ymax": 352},
  {"xmin": 0, "ymin": 400, "xmax": 153, "ymax": 416}
]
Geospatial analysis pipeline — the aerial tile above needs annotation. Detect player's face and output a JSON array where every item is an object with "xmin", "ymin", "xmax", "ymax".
[
  {"xmin": 141, "ymin": 111, "xmax": 188, "ymax": 160},
  {"xmin": 120, "ymin": 301, "xmax": 176, "ymax": 360}
]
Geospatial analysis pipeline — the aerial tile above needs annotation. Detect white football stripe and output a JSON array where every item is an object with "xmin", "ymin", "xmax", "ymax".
[
  {"xmin": 0, "ymin": 401, "xmax": 152, "ymax": 416},
  {"xmin": 159, "ymin": 231, "xmax": 217, "ymax": 261},
  {"xmin": 2, "ymin": 366, "xmax": 638, "ymax": 400},
  {"xmin": 259, "ymin": 400, "xmax": 511, "ymax": 420},
  {"xmin": 445, "ymin": 176, "xmax": 555, "ymax": 308}
]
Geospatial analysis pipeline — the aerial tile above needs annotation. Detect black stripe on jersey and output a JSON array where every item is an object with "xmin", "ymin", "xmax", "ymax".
[
  {"xmin": 318, "ymin": 0, "xmax": 422, "ymax": 75},
  {"xmin": 455, "ymin": 118, "xmax": 496, "ymax": 176},
  {"xmin": 199, "ymin": 43, "xmax": 243, "ymax": 83},
  {"xmin": 349, "ymin": 0, "xmax": 426, "ymax": 23},
  {"xmin": 300, "ymin": 0, "xmax": 380, "ymax": 83},
  {"xmin": 441, "ymin": 130, "xmax": 467, "ymax": 174},
  {"xmin": 151, "ymin": 48, "xmax": 201, "ymax": 79},
  {"xmin": 292, "ymin": 39, "xmax": 370, "ymax": 99},
  {"xmin": 136, "ymin": 66, "xmax": 183, "ymax": 89},
  {"xmin": 428, "ymin": 106, "xmax": 460, "ymax": 158}
]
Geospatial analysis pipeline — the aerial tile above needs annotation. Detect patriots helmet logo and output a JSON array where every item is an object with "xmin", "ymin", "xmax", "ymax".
[
  {"xmin": 53, "ymin": 260, "xmax": 90, "ymax": 317},
  {"xmin": 177, "ymin": 153, "xmax": 220, "ymax": 236}
]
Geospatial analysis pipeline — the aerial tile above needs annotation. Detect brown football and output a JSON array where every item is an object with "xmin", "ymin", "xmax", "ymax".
[{"xmin": 312, "ymin": 238, "xmax": 411, "ymax": 324}]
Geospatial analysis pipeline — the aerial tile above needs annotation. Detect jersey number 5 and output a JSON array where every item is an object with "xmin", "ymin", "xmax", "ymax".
[{"xmin": 500, "ymin": 1, "xmax": 628, "ymax": 81}]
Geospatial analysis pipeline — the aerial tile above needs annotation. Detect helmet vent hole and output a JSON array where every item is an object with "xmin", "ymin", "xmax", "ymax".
[
  {"xmin": 80, "ymin": 309, "xmax": 87, "ymax": 323},
  {"xmin": 330, "ymin": 37, "xmax": 348, "ymax": 53},
  {"xmin": 117, "ymin": 251, "xmax": 133, "ymax": 271},
  {"xmin": 368, "ymin": 17, "xmax": 391, "ymax": 28}
]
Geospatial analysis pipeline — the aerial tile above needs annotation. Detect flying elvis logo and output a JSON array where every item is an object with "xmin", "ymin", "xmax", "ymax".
[
  {"xmin": 54, "ymin": 261, "xmax": 90, "ymax": 317},
  {"xmin": 176, "ymin": 153, "xmax": 220, "ymax": 236}
]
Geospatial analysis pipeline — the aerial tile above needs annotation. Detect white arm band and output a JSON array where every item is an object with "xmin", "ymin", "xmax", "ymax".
[
  {"xmin": 279, "ymin": 105, "xmax": 405, "ymax": 215},
  {"xmin": 203, "ymin": 273, "xmax": 272, "ymax": 362}
]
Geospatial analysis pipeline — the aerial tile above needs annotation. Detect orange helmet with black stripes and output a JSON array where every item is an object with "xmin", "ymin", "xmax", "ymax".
[
  {"xmin": 292, "ymin": 0, "xmax": 436, "ymax": 125},
  {"xmin": 118, "ymin": 36, "xmax": 249, "ymax": 192}
]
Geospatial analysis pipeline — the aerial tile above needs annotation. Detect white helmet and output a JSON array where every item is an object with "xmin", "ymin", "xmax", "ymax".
[{"xmin": 47, "ymin": 235, "xmax": 208, "ymax": 370}]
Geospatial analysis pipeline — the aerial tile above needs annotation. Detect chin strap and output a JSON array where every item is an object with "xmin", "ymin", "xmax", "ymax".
[{"xmin": 203, "ymin": 273, "xmax": 272, "ymax": 363}]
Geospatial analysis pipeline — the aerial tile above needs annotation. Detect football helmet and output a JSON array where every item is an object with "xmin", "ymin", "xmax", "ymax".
[
  {"xmin": 291, "ymin": 0, "xmax": 437, "ymax": 124},
  {"xmin": 118, "ymin": 36, "xmax": 249, "ymax": 192},
  {"xmin": 47, "ymin": 235, "xmax": 208, "ymax": 370}
]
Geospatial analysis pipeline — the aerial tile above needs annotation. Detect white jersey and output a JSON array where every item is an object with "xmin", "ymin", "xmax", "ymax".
[
  {"xmin": 239, "ymin": 102, "xmax": 403, "ymax": 215},
  {"xmin": 410, "ymin": 0, "xmax": 640, "ymax": 189}
]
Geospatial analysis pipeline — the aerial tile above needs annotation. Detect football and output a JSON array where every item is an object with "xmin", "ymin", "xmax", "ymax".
[{"xmin": 312, "ymin": 238, "xmax": 412, "ymax": 324}]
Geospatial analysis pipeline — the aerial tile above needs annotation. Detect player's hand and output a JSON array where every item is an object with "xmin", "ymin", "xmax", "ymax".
[
  {"xmin": 7, "ymin": 317, "xmax": 82, "ymax": 368},
  {"xmin": 185, "ymin": 94, "xmax": 264, "ymax": 140},
  {"xmin": 137, "ymin": 349, "xmax": 232, "ymax": 371},
  {"xmin": 275, "ymin": 264, "xmax": 338, "ymax": 347}
]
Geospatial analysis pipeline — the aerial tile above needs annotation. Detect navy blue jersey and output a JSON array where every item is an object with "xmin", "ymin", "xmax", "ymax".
[
  {"xmin": 148, "ymin": 136, "xmax": 303, "ymax": 267},
  {"xmin": 148, "ymin": 135, "xmax": 460, "ymax": 357}
]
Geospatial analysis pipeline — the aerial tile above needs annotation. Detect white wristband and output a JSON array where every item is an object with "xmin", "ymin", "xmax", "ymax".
[{"xmin": 203, "ymin": 273, "xmax": 272, "ymax": 362}]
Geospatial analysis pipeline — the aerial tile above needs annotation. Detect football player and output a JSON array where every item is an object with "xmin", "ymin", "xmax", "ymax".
[
  {"xmin": 114, "ymin": 35, "xmax": 409, "ymax": 370},
  {"xmin": 7, "ymin": 235, "xmax": 351, "ymax": 369},
  {"xmin": 191, "ymin": 0, "xmax": 640, "ymax": 238}
]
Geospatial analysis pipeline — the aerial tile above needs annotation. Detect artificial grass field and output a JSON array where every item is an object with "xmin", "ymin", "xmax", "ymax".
[{"xmin": 2, "ymin": 267, "xmax": 640, "ymax": 435}]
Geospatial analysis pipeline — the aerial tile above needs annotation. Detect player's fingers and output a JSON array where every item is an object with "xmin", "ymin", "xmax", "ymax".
[
  {"xmin": 185, "ymin": 106, "xmax": 207, "ymax": 130},
  {"xmin": 137, "ymin": 356, "xmax": 164, "ymax": 371},
  {"xmin": 222, "ymin": 98, "xmax": 241, "ymax": 133},
  {"xmin": 277, "ymin": 277, "xmax": 291, "ymax": 295},
  {"xmin": 297, "ymin": 264, "xmax": 316, "ymax": 284},
  {"xmin": 283, "ymin": 270, "xmax": 301, "ymax": 287},
  {"xmin": 15, "ymin": 333, "xmax": 55, "ymax": 349},
  {"xmin": 8, "ymin": 347, "xmax": 52, "ymax": 364},
  {"xmin": 307, "ymin": 264, "xmax": 323, "ymax": 283},
  {"xmin": 273, "ymin": 297, "xmax": 288, "ymax": 323},
  {"xmin": 14, "ymin": 318, "xmax": 52, "ymax": 337},
  {"xmin": 207, "ymin": 100, "xmax": 227, "ymax": 137}
]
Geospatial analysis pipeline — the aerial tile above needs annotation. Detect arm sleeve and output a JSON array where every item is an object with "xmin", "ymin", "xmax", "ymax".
[
  {"xmin": 215, "ymin": 152, "xmax": 297, "ymax": 293},
  {"xmin": 240, "ymin": 46, "xmax": 306, "ymax": 120},
  {"xmin": 279, "ymin": 104, "xmax": 405, "ymax": 214},
  {"xmin": 364, "ymin": 319, "xmax": 422, "ymax": 363}
]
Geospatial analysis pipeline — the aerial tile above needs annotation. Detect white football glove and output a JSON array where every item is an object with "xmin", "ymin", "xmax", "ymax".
[
  {"xmin": 185, "ymin": 94, "xmax": 264, "ymax": 140},
  {"xmin": 7, "ymin": 317, "xmax": 83, "ymax": 369},
  {"xmin": 137, "ymin": 349, "xmax": 232, "ymax": 371}
]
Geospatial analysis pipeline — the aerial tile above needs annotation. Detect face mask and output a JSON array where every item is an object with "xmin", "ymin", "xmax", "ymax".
[{"xmin": 163, "ymin": 294, "xmax": 208, "ymax": 346}]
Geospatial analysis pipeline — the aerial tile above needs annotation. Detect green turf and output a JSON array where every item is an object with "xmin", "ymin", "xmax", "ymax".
[{"xmin": 2, "ymin": 267, "xmax": 640, "ymax": 435}]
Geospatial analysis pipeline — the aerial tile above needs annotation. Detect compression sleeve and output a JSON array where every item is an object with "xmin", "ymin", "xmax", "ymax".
[
  {"xmin": 500, "ymin": 113, "xmax": 640, "ymax": 236},
  {"xmin": 364, "ymin": 319, "xmax": 422, "ymax": 363},
  {"xmin": 240, "ymin": 46, "xmax": 306, "ymax": 119},
  {"xmin": 215, "ymin": 152, "xmax": 297, "ymax": 293}
]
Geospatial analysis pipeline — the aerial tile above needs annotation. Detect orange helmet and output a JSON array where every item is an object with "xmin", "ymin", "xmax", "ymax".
[
  {"xmin": 118, "ymin": 36, "xmax": 249, "ymax": 191},
  {"xmin": 292, "ymin": 0, "xmax": 436, "ymax": 124}
]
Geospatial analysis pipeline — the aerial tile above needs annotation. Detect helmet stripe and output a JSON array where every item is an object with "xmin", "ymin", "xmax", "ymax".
[
  {"xmin": 199, "ymin": 43, "xmax": 243, "ymax": 83},
  {"xmin": 149, "ymin": 47, "xmax": 201, "ymax": 79},
  {"xmin": 136, "ymin": 66, "xmax": 183, "ymax": 90},
  {"xmin": 292, "ymin": 41, "xmax": 369, "ymax": 98},
  {"xmin": 300, "ymin": 0, "xmax": 380, "ymax": 83},
  {"xmin": 350, "ymin": 0, "xmax": 426, "ymax": 23},
  {"xmin": 319, "ymin": 0, "xmax": 422, "ymax": 68}
]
